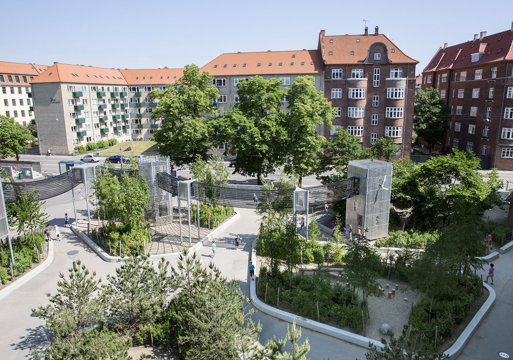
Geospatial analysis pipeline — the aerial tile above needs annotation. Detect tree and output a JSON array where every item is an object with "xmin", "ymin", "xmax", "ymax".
[
  {"xmin": 319, "ymin": 127, "xmax": 367, "ymax": 183},
  {"xmin": 414, "ymin": 88, "xmax": 450, "ymax": 153},
  {"xmin": 0, "ymin": 116, "xmax": 34, "ymax": 160},
  {"xmin": 259, "ymin": 322, "xmax": 310, "ymax": 360},
  {"xmin": 283, "ymin": 76, "xmax": 334, "ymax": 185},
  {"xmin": 372, "ymin": 138, "xmax": 399, "ymax": 162},
  {"xmin": 118, "ymin": 165, "xmax": 150, "ymax": 237},
  {"xmin": 216, "ymin": 76, "xmax": 288, "ymax": 184},
  {"xmin": 102, "ymin": 256, "xmax": 172, "ymax": 345},
  {"xmin": 92, "ymin": 164, "xmax": 121, "ymax": 225},
  {"xmin": 151, "ymin": 64, "xmax": 219, "ymax": 168}
]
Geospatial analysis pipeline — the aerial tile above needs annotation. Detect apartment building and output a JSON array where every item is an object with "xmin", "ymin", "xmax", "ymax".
[
  {"xmin": 0, "ymin": 61, "xmax": 47, "ymax": 125},
  {"xmin": 422, "ymin": 24, "xmax": 513, "ymax": 169},
  {"xmin": 319, "ymin": 27, "xmax": 418, "ymax": 158},
  {"xmin": 120, "ymin": 68, "xmax": 183, "ymax": 140}
]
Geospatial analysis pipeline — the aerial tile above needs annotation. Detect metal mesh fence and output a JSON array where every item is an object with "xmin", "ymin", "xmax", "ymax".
[
  {"xmin": 2, "ymin": 171, "xmax": 79, "ymax": 202},
  {"xmin": 157, "ymin": 172, "xmax": 359, "ymax": 209}
]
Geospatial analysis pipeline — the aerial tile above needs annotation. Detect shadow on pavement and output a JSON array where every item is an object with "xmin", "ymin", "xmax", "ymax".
[{"xmin": 12, "ymin": 325, "xmax": 48, "ymax": 355}]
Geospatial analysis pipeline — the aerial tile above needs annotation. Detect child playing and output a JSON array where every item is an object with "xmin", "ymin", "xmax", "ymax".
[{"xmin": 485, "ymin": 263, "xmax": 495, "ymax": 285}]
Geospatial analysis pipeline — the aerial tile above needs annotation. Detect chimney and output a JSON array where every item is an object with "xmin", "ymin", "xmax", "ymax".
[
  {"xmin": 374, "ymin": 26, "xmax": 379, "ymax": 35},
  {"xmin": 480, "ymin": 31, "xmax": 487, "ymax": 41},
  {"xmin": 473, "ymin": 34, "xmax": 479, "ymax": 41},
  {"xmin": 364, "ymin": 26, "xmax": 368, "ymax": 36},
  {"xmin": 443, "ymin": 43, "xmax": 448, "ymax": 50}
]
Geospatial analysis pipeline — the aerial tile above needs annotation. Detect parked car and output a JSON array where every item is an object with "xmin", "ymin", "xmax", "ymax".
[
  {"xmin": 107, "ymin": 155, "xmax": 130, "ymax": 164},
  {"xmin": 133, "ymin": 154, "xmax": 146, "ymax": 162},
  {"xmin": 80, "ymin": 154, "xmax": 100, "ymax": 163}
]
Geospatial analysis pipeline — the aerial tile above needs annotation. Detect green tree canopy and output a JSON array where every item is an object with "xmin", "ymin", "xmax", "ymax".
[
  {"xmin": 414, "ymin": 88, "xmax": 450, "ymax": 153},
  {"xmin": 371, "ymin": 137, "xmax": 399, "ymax": 162},
  {"xmin": 215, "ymin": 76, "xmax": 288, "ymax": 183},
  {"xmin": 0, "ymin": 116, "xmax": 34, "ymax": 160},
  {"xmin": 283, "ymin": 76, "xmax": 334, "ymax": 185},
  {"xmin": 151, "ymin": 64, "xmax": 219, "ymax": 168}
]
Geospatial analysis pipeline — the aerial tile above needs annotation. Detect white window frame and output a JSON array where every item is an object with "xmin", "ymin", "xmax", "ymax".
[
  {"xmin": 348, "ymin": 88, "xmax": 365, "ymax": 99},
  {"xmin": 374, "ymin": 53, "xmax": 381, "ymax": 60},
  {"xmin": 346, "ymin": 126, "xmax": 364, "ymax": 136},
  {"xmin": 370, "ymin": 133, "xmax": 377, "ymax": 143},
  {"xmin": 347, "ymin": 107, "xmax": 365, "ymax": 118},
  {"xmin": 502, "ymin": 128, "xmax": 513, "ymax": 139},
  {"xmin": 470, "ymin": 106, "xmax": 478, "ymax": 117},
  {"xmin": 472, "ymin": 88, "xmax": 480, "ymax": 98},
  {"xmin": 460, "ymin": 71, "xmax": 467, "ymax": 81},
  {"xmin": 332, "ymin": 69, "xmax": 343, "ymax": 80},
  {"xmin": 488, "ymin": 87, "xmax": 494, "ymax": 99},
  {"xmin": 466, "ymin": 141, "xmax": 474, "ymax": 151},
  {"xmin": 372, "ymin": 95, "xmax": 379, "ymax": 107},
  {"xmin": 441, "ymin": 74, "xmax": 447, "ymax": 83},
  {"xmin": 334, "ymin": 107, "xmax": 342, "ymax": 117},
  {"xmin": 483, "ymin": 125, "xmax": 489, "ymax": 137},
  {"xmin": 454, "ymin": 122, "xmax": 461, "ymax": 132},
  {"xmin": 506, "ymin": 87, "xmax": 513, "ymax": 99},
  {"xmin": 475, "ymin": 69, "xmax": 482, "ymax": 80},
  {"xmin": 385, "ymin": 107, "xmax": 404, "ymax": 118},
  {"xmin": 504, "ymin": 108, "xmax": 513, "ymax": 119},
  {"xmin": 389, "ymin": 68, "xmax": 403, "ymax": 79},
  {"xmin": 371, "ymin": 114, "xmax": 378, "ymax": 125},
  {"xmin": 385, "ymin": 126, "xmax": 402, "ymax": 137},
  {"xmin": 331, "ymin": 88, "xmax": 342, "ymax": 99},
  {"xmin": 491, "ymin": 67, "xmax": 497, "ymax": 79},
  {"xmin": 501, "ymin": 148, "xmax": 513, "ymax": 158},
  {"xmin": 468, "ymin": 124, "xmax": 476, "ymax": 134},
  {"xmin": 457, "ymin": 89, "xmax": 464, "ymax": 98},
  {"xmin": 453, "ymin": 139, "xmax": 459, "ymax": 148},
  {"xmin": 350, "ymin": 69, "xmax": 364, "ymax": 79},
  {"xmin": 280, "ymin": 77, "xmax": 291, "ymax": 85},
  {"xmin": 386, "ymin": 88, "xmax": 405, "ymax": 99},
  {"xmin": 213, "ymin": 79, "xmax": 226, "ymax": 87},
  {"xmin": 373, "ymin": 68, "xmax": 380, "ymax": 87},
  {"xmin": 456, "ymin": 106, "xmax": 463, "ymax": 115},
  {"xmin": 330, "ymin": 125, "xmax": 341, "ymax": 136},
  {"xmin": 440, "ymin": 89, "xmax": 446, "ymax": 98},
  {"xmin": 482, "ymin": 145, "xmax": 487, "ymax": 156}
]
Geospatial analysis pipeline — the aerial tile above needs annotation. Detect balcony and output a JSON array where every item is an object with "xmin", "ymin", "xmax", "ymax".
[
  {"xmin": 77, "ymin": 131, "xmax": 87, "ymax": 136},
  {"xmin": 27, "ymin": 92, "xmax": 32, "ymax": 98},
  {"xmin": 137, "ymin": 124, "xmax": 144, "ymax": 128},
  {"xmin": 134, "ymin": 92, "xmax": 142, "ymax": 97},
  {"xmin": 135, "ymin": 103, "xmax": 144, "ymax": 107},
  {"xmin": 98, "ymin": 104, "xmax": 107, "ymax": 109},
  {"xmin": 75, "ymin": 118, "xmax": 85, "ymax": 124},
  {"xmin": 120, "ymin": 92, "xmax": 127, "ymax": 97},
  {"xmin": 112, "ymin": 103, "xmax": 120, "ymax": 108},
  {"xmin": 149, "ymin": 102, "xmax": 158, "ymax": 107},
  {"xmin": 99, "ymin": 116, "xmax": 108, "ymax": 121},
  {"xmin": 100, "ymin": 128, "xmax": 109, "ymax": 133},
  {"xmin": 121, "ymin": 114, "xmax": 129, "ymax": 119},
  {"xmin": 151, "ymin": 124, "xmax": 159, "ymax": 128},
  {"xmin": 29, "ymin": 106, "xmax": 34, "ymax": 111},
  {"xmin": 72, "ymin": 91, "xmax": 83, "ymax": 97},
  {"xmin": 136, "ymin": 114, "xmax": 144, "ymax": 118},
  {"xmin": 97, "ymin": 92, "xmax": 106, "ymax": 97},
  {"xmin": 111, "ymin": 92, "xmax": 119, "ymax": 97},
  {"xmin": 113, "ymin": 126, "xmax": 122, "ymax": 131},
  {"xmin": 74, "ymin": 105, "xmax": 84, "ymax": 111},
  {"xmin": 113, "ymin": 115, "xmax": 121, "ymax": 119},
  {"xmin": 123, "ymin": 125, "xmax": 130, "ymax": 130},
  {"xmin": 120, "ymin": 103, "xmax": 128, "ymax": 108}
]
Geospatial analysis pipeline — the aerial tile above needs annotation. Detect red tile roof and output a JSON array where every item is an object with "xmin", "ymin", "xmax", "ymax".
[
  {"xmin": 201, "ymin": 50, "xmax": 323, "ymax": 76},
  {"xmin": 31, "ymin": 63, "xmax": 127, "ymax": 85},
  {"xmin": 424, "ymin": 29, "xmax": 513, "ymax": 72},
  {"xmin": 120, "ymin": 68, "xmax": 183, "ymax": 85},
  {"xmin": 319, "ymin": 30, "xmax": 417, "ymax": 64},
  {"xmin": 0, "ymin": 61, "xmax": 47, "ymax": 76}
]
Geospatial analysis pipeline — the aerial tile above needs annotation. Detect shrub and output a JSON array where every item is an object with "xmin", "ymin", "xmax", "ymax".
[
  {"xmin": 191, "ymin": 203, "xmax": 233, "ymax": 229},
  {"xmin": 482, "ymin": 221, "xmax": 511, "ymax": 246},
  {"xmin": 375, "ymin": 230, "xmax": 439, "ymax": 249},
  {"xmin": 108, "ymin": 139, "xmax": 117, "ymax": 146},
  {"xmin": 86, "ymin": 142, "xmax": 97, "ymax": 151},
  {"xmin": 0, "ymin": 267, "xmax": 7, "ymax": 284},
  {"xmin": 96, "ymin": 140, "xmax": 108, "ymax": 149},
  {"xmin": 94, "ymin": 223, "xmax": 149, "ymax": 257},
  {"xmin": 74, "ymin": 145, "xmax": 86, "ymax": 154}
]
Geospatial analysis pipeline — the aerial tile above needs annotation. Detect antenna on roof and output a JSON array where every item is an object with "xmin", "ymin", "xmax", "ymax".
[{"xmin": 363, "ymin": 19, "xmax": 368, "ymax": 27}]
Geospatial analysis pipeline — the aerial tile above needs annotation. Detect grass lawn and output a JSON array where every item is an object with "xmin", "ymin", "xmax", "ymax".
[{"xmin": 99, "ymin": 141, "xmax": 159, "ymax": 157}]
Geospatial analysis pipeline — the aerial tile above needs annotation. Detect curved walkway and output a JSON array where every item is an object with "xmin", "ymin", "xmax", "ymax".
[{"xmin": 0, "ymin": 190, "xmax": 511, "ymax": 359}]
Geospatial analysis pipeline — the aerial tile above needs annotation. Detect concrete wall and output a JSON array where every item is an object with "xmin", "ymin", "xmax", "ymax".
[
  {"xmin": 346, "ymin": 159, "xmax": 392, "ymax": 239},
  {"xmin": 0, "ymin": 83, "xmax": 35, "ymax": 126}
]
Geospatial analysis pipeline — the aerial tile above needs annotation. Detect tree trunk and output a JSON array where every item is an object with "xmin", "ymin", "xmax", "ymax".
[{"xmin": 149, "ymin": 322, "xmax": 154, "ymax": 347}]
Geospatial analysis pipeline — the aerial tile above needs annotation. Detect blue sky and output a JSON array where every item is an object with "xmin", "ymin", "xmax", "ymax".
[{"xmin": 4, "ymin": 0, "xmax": 512, "ymax": 74}]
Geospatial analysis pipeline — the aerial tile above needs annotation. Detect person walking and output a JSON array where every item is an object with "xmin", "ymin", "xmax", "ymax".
[
  {"xmin": 300, "ymin": 217, "xmax": 306, "ymax": 230},
  {"xmin": 485, "ymin": 263, "xmax": 495, "ymax": 285},
  {"xmin": 249, "ymin": 261, "xmax": 255, "ymax": 280},
  {"xmin": 64, "ymin": 213, "xmax": 69, "ymax": 227},
  {"xmin": 54, "ymin": 225, "xmax": 60, "ymax": 241},
  {"xmin": 324, "ymin": 202, "xmax": 329, "ymax": 213},
  {"xmin": 211, "ymin": 240, "xmax": 216, "ymax": 257},
  {"xmin": 253, "ymin": 193, "xmax": 258, "ymax": 204},
  {"xmin": 234, "ymin": 235, "xmax": 240, "ymax": 249},
  {"xmin": 486, "ymin": 233, "xmax": 492, "ymax": 249}
]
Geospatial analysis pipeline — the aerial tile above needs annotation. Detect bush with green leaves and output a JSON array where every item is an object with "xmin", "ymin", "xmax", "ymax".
[
  {"xmin": 482, "ymin": 221, "xmax": 512, "ymax": 246},
  {"xmin": 96, "ymin": 139, "xmax": 108, "ymax": 149},
  {"xmin": 92, "ymin": 222, "xmax": 149, "ymax": 257},
  {"xmin": 0, "ymin": 232, "xmax": 45, "ymax": 281},
  {"xmin": 375, "ymin": 230, "xmax": 439, "ymax": 250},
  {"xmin": 108, "ymin": 138, "xmax": 117, "ymax": 146},
  {"xmin": 74, "ymin": 145, "xmax": 86, "ymax": 154},
  {"xmin": 86, "ymin": 142, "xmax": 97, "ymax": 151},
  {"xmin": 190, "ymin": 202, "xmax": 234, "ymax": 229}
]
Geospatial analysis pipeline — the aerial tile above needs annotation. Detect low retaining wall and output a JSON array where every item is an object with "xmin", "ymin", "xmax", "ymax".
[
  {"xmin": 499, "ymin": 239, "xmax": 513, "ymax": 254},
  {"xmin": 0, "ymin": 240, "xmax": 54, "ymax": 302}
]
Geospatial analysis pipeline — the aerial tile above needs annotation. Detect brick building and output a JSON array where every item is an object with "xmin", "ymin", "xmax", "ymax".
[
  {"xmin": 422, "ymin": 24, "xmax": 513, "ymax": 169},
  {"xmin": 318, "ymin": 27, "xmax": 418, "ymax": 158}
]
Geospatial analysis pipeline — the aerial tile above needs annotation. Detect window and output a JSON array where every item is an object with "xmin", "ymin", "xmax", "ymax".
[
  {"xmin": 347, "ymin": 126, "xmax": 364, "ymax": 136},
  {"xmin": 488, "ymin": 87, "xmax": 494, "ymax": 99},
  {"xmin": 371, "ymin": 52, "xmax": 381, "ymax": 60},
  {"xmin": 441, "ymin": 74, "xmax": 447, "ymax": 83},
  {"xmin": 452, "ymin": 138, "xmax": 459, "ymax": 148},
  {"xmin": 472, "ymin": 88, "xmax": 480, "ymax": 98},
  {"xmin": 330, "ymin": 125, "xmax": 341, "ymax": 136},
  {"xmin": 332, "ymin": 69, "xmax": 343, "ymax": 79},
  {"xmin": 491, "ymin": 67, "xmax": 497, "ymax": 79},
  {"xmin": 67, "ymin": 85, "xmax": 75, "ymax": 92},
  {"xmin": 370, "ymin": 133, "xmax": 377, "ymax": 143},
  {"xmin": 385, "ymin": 107, "xmax": 403, "ymax": 118},
  {"xmin": 483, "ymin": 125, "xmax": 489, "ymax": 137},
  {"xmin": 282, "ymin": 96, "xmax": 288, "ymax": 103},
  {"xmin": 470, "ymin": 106, "xmax": 478, "ymax": 117},
  {"xmin": 2, "ymin": 87, "xmax": 5, "ymax": 94},
  {"xmin": 466, "ymin": 141, "xmax": 474, "ymax": 151},
  {"xmin": 454, "ymin": 122, "xmax": 461, "ymax": 132},
  {"xmin": 18, "ymin": 87, "xmax": 22, "ymax": 94},
  {"xmin": 68, "ymin": 99, "xmax": 76, "ymax": 105},
  {"xmin": 234, "ymin": 95, "xmax": 240, "ymax": 103},
  {"xmin": 350, "ymin": 69, "xmax": 364, "ymax": 79},
  {"xmin": 27, "ymin": 99, "xmax": 31, "ymax": 106},
  {"xmin": 460, "ymin": 71, "xmax": 467, "ymax": 81},
  {"xmin": 485, "ymin": 107, "xmax": 492, "ymax": 119},
  {"xmin": 440, "ymin": 89, "xmax": 446, "ymax": 98},
  {"xmin": 475, "ymin": 69, "xmax": 482, "ymax": 80},
  {"xmin": 347, "ymin": 107, "xmax": 364, "ymax": 118},
  {"xmin": 471, "ymin": 53, "xmax": 480, "ymax": 63},
  {"xmin": 502, "ymin": 148, "xmax": 513, "ymax": 158},
  {"xmin": 11, "ymin": 99, "xmax": 16, "ymax": 106},
  {"xmin": 129, "ymin": 86, "xmax": 139, "ymax": 92},
  {"xmin": 5, "ymin": 111, "xmax": 9, "ymax": 117},
  {"xmin": 13, "ymin": 111, "xmax": 17, "ymax": 118},
  {"xmin": 21, "ymin": 110, "xmax": 25, "ymax": 117},
  {"xmin": 213, "ymin": 79, "xmax": 226, "ymax": 87},
  {"xmin": 331, "ymin": 88, "xmax": 342, "ymax": 99},
  {"xmin": 482, "ymin": 145, "xmax": 487, "ymax": 155},
  {"xmin": 333, "ymin": 107, "xmax": 342, "ymax": 117},
  {"xmin": 426, "ymin": 75, "xmax": 432, "ymax": 83},
  {"xmin": 504, "ymin": 108, "xmax": 513, "ymax": 119},
  {"xmin": 348, "ymin": 88, "xmax": 365, "ymax": 99},
  {"xmin": 502, "ymin": 128, "xmax": 513, "ymax": 139},
  {"xmin": 372, "ymin": 95, "xmax": 379, "ymax": 107},
  {"xmin": 385, "ymin": 126, "xmax": 402, "ymax": 137},
  {"xmin": 373, "ymin": 68, "xmax": 380, "ymax": 87},
  {"xmin": 72, "ymin": 139, "xmax": 80, "ymax": 145},
  {"xmin": 0, "ymin": 75, "xmax": 4, "ymax": 82},
  {"xmin": 280, "ymin": 77, "xmax": 291, "ymax": 85},
  {"xmin": 456, "ymin": 106, "xmax": 463, "ymax": 115},
  {"xmin": 457, "ymin": 89, "xmax": 464, "ymax": 98},
  {"xmin": 389, "ymin": 68, "xmax": 403, "ymax": 78},
  {"xmin": 371, "ymin": 114, "xmax": 378, "ymax": 125},
  {"xmin": 506, "ymin": 87, "xmax": 513, "ymax": 99},
  {"xmin": 468, "ymin": 124, "xmax": 476, "ymax": 134},
  {"xmin": 71, "ymin": 125, "xmax": 80, "ymax": 132},
  {"xmin": 386, "ymin": 88, "xmax": 405, "ymax": 99},
  {"xmin": 3, "ymin": 99, "xmax": 7, "ymax": 106}
]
